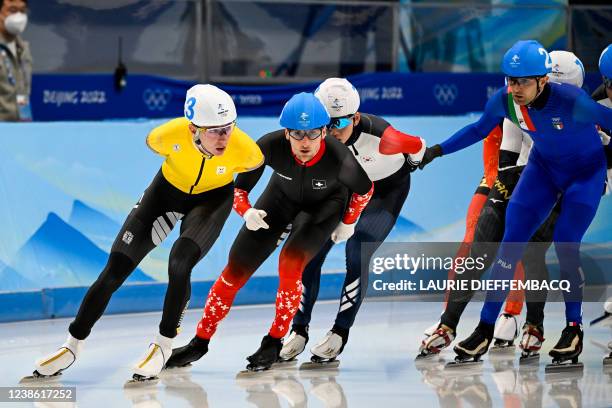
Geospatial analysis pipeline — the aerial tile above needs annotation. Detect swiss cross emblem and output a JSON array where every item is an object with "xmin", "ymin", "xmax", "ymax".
[{"xmin": 312, "ymin": 179, "xmax": 327, "ymax": 189}]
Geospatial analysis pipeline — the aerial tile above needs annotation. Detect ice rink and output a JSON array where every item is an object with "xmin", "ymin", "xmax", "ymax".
[{"xmin": 1, "ymin": 298, "xmax": 611, "ymax": 408}]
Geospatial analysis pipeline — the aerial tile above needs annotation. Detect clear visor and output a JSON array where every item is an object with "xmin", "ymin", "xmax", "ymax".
[{"xmin": 288, "ymin": 128, "xmax": 323, "ymax": 141}]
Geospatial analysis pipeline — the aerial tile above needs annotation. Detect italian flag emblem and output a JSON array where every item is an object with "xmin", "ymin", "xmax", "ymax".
[{"xmin": 507, "ymin": 87, "xmax": 536, "ymax": 132}]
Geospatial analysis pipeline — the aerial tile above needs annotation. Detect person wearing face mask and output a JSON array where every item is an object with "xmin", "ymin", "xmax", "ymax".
[
  {"xmin": 0, "ymin": 0, "xmax": 31, "ymax": 121},
  {"xmin": 24, "ymin": 84, "xmax": 264, "ymax": 385}
]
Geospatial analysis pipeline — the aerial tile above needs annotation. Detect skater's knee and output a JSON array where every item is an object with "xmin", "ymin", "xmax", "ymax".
[
  {"xmin": 168, "ymin": 238, "xmax": 201, "ymax": 281},
  {"xmin": 279, "ymin": 248, "xmax": 307, "ymax": 279},
  {"xmin": 97, "ymin": 253, "xmax": 135, "ymax": 291}
]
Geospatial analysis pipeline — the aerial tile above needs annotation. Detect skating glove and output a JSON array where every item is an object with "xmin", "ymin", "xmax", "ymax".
[
  {"xmin": 243, "ymin": 208, "xmax": 269, "ymax": 231},
  {"xmin": 418, "ymin": 144, "xmax": 443, "ymax": 170},
  {"xmin": 331, "ymin": 221, "xmax": 356, "ymax": 243},
  {"xmin": 406, "ymin": 139, "xmax": 427, "ymax": 171}
]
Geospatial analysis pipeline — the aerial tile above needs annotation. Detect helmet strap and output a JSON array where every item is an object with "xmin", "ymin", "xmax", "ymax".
[{"xmin": 192, "ymin": 129, "xmax": 213, "ymax": 157}]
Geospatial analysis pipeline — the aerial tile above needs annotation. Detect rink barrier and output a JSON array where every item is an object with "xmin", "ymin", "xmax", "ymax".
[{"xmin": 0, "ymin": 273, "xmax": 347, "ymax": 323}]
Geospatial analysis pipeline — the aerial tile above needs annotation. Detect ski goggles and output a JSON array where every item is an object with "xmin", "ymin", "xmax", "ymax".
[
  {"xmin": 288, "ymin": 127, "xmax": 323, "ymax": 141},
  {"xmin": 193, "ymin": 121, "xmax": 235, "ymax": 137},
  {"xmin": 604, "ymin": 77, "xmax": 612, "ymax": 89},
  {"xmin": 506, "ymin": 76, "xmax": 539, "ymax": 87},
  {"xmin": 326, "ymin": 115, "xmax": 354, "ymax": 130}
]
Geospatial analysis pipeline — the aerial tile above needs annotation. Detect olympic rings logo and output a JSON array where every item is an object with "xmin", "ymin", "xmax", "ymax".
[
  {"xmin": 143, "ymin": 88, "xmax": 172, "ymax": 111},
  {"xmin": 433, "ymin": 84, "xmax": 458, "ymax": 106}
]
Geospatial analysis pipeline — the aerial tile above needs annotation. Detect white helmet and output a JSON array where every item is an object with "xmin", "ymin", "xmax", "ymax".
[
  {"xmin": 548, "ymin": 51, "xmax": 585, "ymax": 88},
  {"xmin": 184, "ymin": 84, "xmax": 237, "ymax": 127},
  {"xmin": 314, "ymin": 78, "xmax": 360, "ymax": 118}
]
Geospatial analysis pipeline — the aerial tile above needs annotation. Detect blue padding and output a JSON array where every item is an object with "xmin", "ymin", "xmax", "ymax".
[{"xmin": 0, "ymin": 273, "xmax": 346, "ymax": 323}]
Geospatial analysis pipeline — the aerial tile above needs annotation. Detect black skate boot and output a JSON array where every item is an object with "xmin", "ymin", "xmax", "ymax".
[
  {"xmin": 545, "ymin": 323, "xmax": 583, "ymax": 373},
  {"xmin": 446, "ymin": 322, "xmax": 494, "ymax": 369},
  {"xmin": 165, "ymin": 336, "xmax": 209, "ymax": 369},
  {"xmin": 244, "ymin": 335, "xmax": 283, "ymax": 373}
]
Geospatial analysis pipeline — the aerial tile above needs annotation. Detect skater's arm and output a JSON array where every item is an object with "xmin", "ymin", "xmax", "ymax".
[
  {"xmin": 146, "ymin": 119, "xmax": 183, "ymax": 157},
  {"xmin": 439, "ymin": 91, "xmax": 506, "ymax": 155},
  {"xmin": 574, "ymin": 92, "xmax": 612, "ymax": 130},
  {"xmin": 338, "ymin": 153, "xmax": 374, "ymax": 224},
  {"xmin": 232, "ymin": 128, "xmax": 265, "ymax": 173},
  {"xmin": 234, "ymin": 131, "xmax": 275, "ymax": 193},
  {"xmin": 499, "ymin": 119, "xmax": 522, "ymax": 169}
]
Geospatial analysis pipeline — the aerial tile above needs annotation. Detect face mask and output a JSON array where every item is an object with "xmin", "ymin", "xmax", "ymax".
[{"xmin": 4, "ymin": 12, "xmax": 28, "ymax": 36}]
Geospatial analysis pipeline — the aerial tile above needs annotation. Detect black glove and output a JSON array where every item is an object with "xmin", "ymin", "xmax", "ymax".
[{"xmin": 418, "ymin": 144, "xmax": 443, "ymax": 170}]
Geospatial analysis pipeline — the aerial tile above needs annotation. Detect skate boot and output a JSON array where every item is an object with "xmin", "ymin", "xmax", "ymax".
[
  {"xmin": 22, "ymin": 334, "xmax": 84, "ymax": 383},
  {"xmin": 302, "ymin": 327, "xmax": 348, "ymax": 370},
  {"xmin": 417, "ymin": 323, "xmax": 455, "ymax": 360},
  {"xmin": 125, "ymin": 334, "xmax": 173, "ymax": 386},
  {"xmin": 519, "ymin": 323, "xmax": 544, "ymax": 364},
  {"xmin": 492, "ymin": 313, "xmax": 518, "ymax": 350},
  {"xmin": 243, "ymin": 334, "xmax": 283, "ymax": 373},
  {"xmin": 589, "ymin": 299, "xmax": 612, "ymax": 327},
  {"xmin": 279, "ymin": 325, "xmax": 309, "ymax": 362},
  {"xmin": 165, "ymin": 336, "xmax": 209, "ymax": 369},
  {"xmin": 423, "ymin": 321, "xmax": 441, "ymax": 338},
  {"xmin": 447, "ymin": 322, "xmax": 493, "ymax": 368},
  {"xmin": 605, "ymin": 341, "xmax": 612, "ymax": 366},
  {"xmin": 545, "ymin": 323, "xmax": 583, "ymax": 373}
]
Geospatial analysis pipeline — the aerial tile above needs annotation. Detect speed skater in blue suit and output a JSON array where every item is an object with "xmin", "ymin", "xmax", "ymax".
[{"xmin": 419, "ymin": 40, "xmax": 612, "ymax": 369}]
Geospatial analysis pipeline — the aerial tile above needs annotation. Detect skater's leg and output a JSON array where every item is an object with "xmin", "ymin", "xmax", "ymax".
[
  {"xmin": 334, "ymin": 206, "xmax": 399, "ymax": 330},
  {"xmin": 523, "ymin": 201, "xmax": 559, "ymax": 327},
  {"xmin": 292, "ymin": 239, "xmax": 335, "ymax": 328},
  {"xmin": 480, "ymin": 159, "xmax": 559, "ymax": 325},
  {"xmin": 270, "ymin": 204, "xmax": 344, "ymax": 340},
  {"xmin": 159, "ymin": 185, "xmax": 233, "ymax": 338},
  {"xmin": 440, "ymin": 196, "xmax": 504, "ymax": 331}
]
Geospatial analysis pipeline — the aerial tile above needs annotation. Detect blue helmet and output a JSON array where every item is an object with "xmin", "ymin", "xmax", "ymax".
[
  {"xmin": 279, "ymin": 92, "xmax": 330, "ymax": 130},
  {"xmin": 501, "ymin": 40, "xmax": 552, "ymax": 77},
  {"xmin": 599, "ymin": 44, "xmax": 612, "ymax": 78}
]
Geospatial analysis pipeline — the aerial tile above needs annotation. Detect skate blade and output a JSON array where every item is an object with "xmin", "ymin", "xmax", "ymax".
[
  {"xmin": 271, "ymin": 359, "xmax": 298, "ymax": 369},
  {"xmin": 236, "ymin": 366, "xmax": 272, "ymax": 379},
  {"xmin": 490, "ymin": 344, "xmax": 516, "ymax": 353},
  {"xmin": 415, "ymin": 351, "xmax": 441, "ymax": 361},
  {"xmin": 124, "ymin": 375, "xmax": 160, "ymax": 388},
  {"xmin": 519, "ymin": 353, "xmax": 540, "ymax": 365},
  {"xmin": 19, "ymin": 371, "xmax": 62, "ymax": 384},
  {"xmin": 445, "ymin": 359, "xmax": 483, "ymax": 369},
  {"xmin": 161, "ymin": 363, "xmax": 192, "ymax": 372},
  {"xmin": 544, "ymin": 361, "xmax": 584, "ymax": 374},
  {"xmin": 299, "ymin": 360, "xmax": 340, "ymax": 370}
]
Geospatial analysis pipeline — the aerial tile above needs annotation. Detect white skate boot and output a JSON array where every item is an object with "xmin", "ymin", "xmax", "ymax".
[
  {"xmin": 492, "ymin": 313, "xmax": 518, "ymax": 350},
  {"xmin": 423, "ymin": 321, "xmax": 440, "ymax": 338},
  {"xmin": 417, "ymin": 324, "xmax": 455, "ymax": 360},
  {"xmin": 22, "ymin": 334, "xmax": 84, "ymax": 383},
  {"xmin": 125, "ymin": 334, "xmax": 173, "ymax": 387},
  {"xmin": 280, "ymin": 330, "xmax": 308, "ymax": 362},
  {"xmin": 519, "ymin": 324, "xmax": 544, "ymax": 364},
  {"xmin": 302, "ymin": 331, "xmax": 345, "ymax": 369}
]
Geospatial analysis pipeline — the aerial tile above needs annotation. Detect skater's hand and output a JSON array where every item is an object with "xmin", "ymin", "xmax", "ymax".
[
  {"xmin": 244, "ymin": 208, "xmax": 269, "ymax": 231},
  {"xmin": 407, "ymin": 140, "xmax": 427, "ymax": 171},
  {"xmin": 331, "ymin": 221, "xmax": 355, "ymax": 243},
  {"xmin": 418, "ymin": 144, "xmax": 443, "ymax": 170},
  {"xmin": 598, "ymin": 129, "xmax": 610, "ymax": 146}
]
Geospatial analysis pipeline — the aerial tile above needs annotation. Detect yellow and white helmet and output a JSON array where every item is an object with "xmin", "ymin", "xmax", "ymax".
[{"xmin": 184, "ymin": 84, "xmax": 237, "ymax": 127}]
